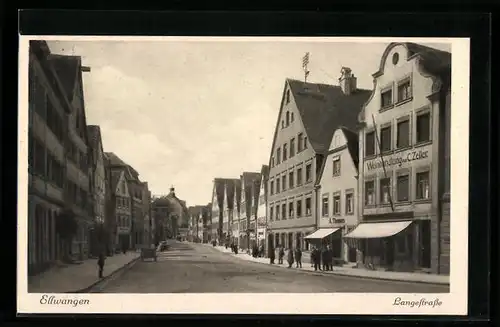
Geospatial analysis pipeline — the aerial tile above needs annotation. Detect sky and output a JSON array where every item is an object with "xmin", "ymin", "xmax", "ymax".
[{"xmin": 46, "ymin": 39, "xmax": 451, "ymax": 207}]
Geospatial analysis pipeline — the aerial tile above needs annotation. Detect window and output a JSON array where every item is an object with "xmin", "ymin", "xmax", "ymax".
[
  {"xmin": 48, "ymin": 153, "xmax": 64, "ymax": 188},
  {"xmin": 289, "ymin": 202, "xmax": 294, "ymax": 218},
  {"xmin": 322, "ymin": 196, "xmax": 329, "ymax": 217},
  {"xmin": 297, "ymin": 168, "xmax": 303, "ymax": 185},
  {"xmin": 275, "ymin": 205, "xmax": 280, "ymax": 220},
  {"xmin": 416, "ymin": 171, "xmax": 430, "ymax": 200},
  {"xmin": 281, "ymin": 204, "xmax": 287, "ymax": 220},
  {"xmin": 345, "ymin": 193, "xmax": 354, "ymax": 214},
  {"xmin": 271, "ymin": 156, "xmax": 275, "ymax": 168},
  {"xmin": 291, "ymin": 112, "xmax": 294, "ymax": 122},
  {"xmin": 286, "ymin": 111, "xmax": 290, "ymax": 126},
  {"xmin": 365, "ymin": 131, "xmax": 375, "ymax": 156},
  {"xmin": 333, "ymin": 195, "xmax": 341, "ymax": 215},
  {"xmin": 281, "ymin": 121, "xmax": 284, "ymax": 129},
  {"xmin": 380, "ymin": 177, "xmax": 391, "ymax": 204},
  {"xmin": 282, "ymin": 175, "xmax": 286, "ymax": 191},
  {"xmin": 296, "ymin": 199, "xmax": 302, "ymax": 217},
  {"xmin": 397, "ymin": 80, "xmax": 412, "ymax": 102},
  {"xmin": 397, "ymin": 119, "xmax": 410, "ymax": 148},
  {"xmin": 270, "ymin": 206, "xmax": 274, "ymax": 221},
  {"xmin": 33, "ymin": 136, "xmax": 46, "ymax": 175},
  {"xmin": 286, "ymin": 90, "xmax": 290, "ymax": 104},
  {"xmin": 283, "ymin": 143, "xmax": 288, "ymax": 161},
  {"xmin": 304, "ymin": 136, "xmax": 308, "ymax": 149},
  {"xmin": 270, "ymin": 181, "xmax": 274, "ymax": 195},
  {"xmin": 298, "ymin": 133, "xmax": 304, "ymax": 152},
  {"xmin": 290, "ymin": 138, "xmax": 295, "ymax": 157},
  {"xmin": 365, "ymin": 181, "xmax": 375, "ymax": 205},
  {"xmin": 28, "ymin": 131, "xmax": 35, "ymax": 169},
  {"xmin": 305, "ymin": 197, "xmax": 312, "ymax": 215},
  {"xmin": 276, "ymin": 179, "xmax": 280, "ymax": 193},
  {"xmin": 305, "ymin": 163, "xmax": 312, "ymax": 182},
  {"xmin": 381, "ymin": 89, "xmax": 393, "ymax": 108},
  {"xmin": 380, "ymin": 125, "xmax": 392, "ymax": 152},
  {"xmin": 289, "ymin": 171, "xmax": 294, "ymax": 188},
  {"xmin": 416, "ymin": 112, "xmax": 431, "ymax": 143},
  {"xmin": 397, "ymin": 174, "xmax": 410, "ymax": 202},
  {"xmin": 276, "ymin": 148, "xmax": 281, "ymax": 164},
  {"xmin": 333, "ymin": 158, "xmax": 341, "ymax": 176}
]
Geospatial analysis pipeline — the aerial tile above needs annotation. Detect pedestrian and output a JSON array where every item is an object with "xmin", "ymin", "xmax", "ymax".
[
  {"xmin": 278, "ymin": 246, "xmax": 285, "ymax": 264},
  {"xmin": 269, "ymin": 246, "xmax": 275, "ymax": 264},
  {"xmin": 97, "ymin": 252, "xmax": 105, "ymax": 278},
  {"xmin": 287, "ymin": 248, "xmax": 295, "ymax": 268},
  {"xmin": 327, "ymin": 245, "xmax": 334, "ymax": 271},
  {"xmin": 294, "ymin": 247, "xmax": 302, "ymax": 268},
  {"xmin": 321, "ymin": 246, "xmax": 328, "ymax": 271},
  {"xmin": 312, "ymin": 247, "xmax": 321, "ymax": 271}
]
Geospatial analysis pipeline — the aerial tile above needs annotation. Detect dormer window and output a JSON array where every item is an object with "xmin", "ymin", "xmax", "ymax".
[
  {"xmin": 286, "ymin": 89, "xmax": 290, "ymax": 104},
  {"xmin": 286, "ymin": 111, "xmax": 290, "ymax": 126}
]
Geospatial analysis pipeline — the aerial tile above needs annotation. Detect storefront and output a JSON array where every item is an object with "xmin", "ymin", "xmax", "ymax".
[{"xmin": 304, "ymin": 228, "xmax": 343, "ymax": 261}]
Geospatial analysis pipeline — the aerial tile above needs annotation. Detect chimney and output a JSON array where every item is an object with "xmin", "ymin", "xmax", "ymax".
[
  {"xmin": 169, "ymin": 186, "xmax": 175, "ymax": 196},
  {"xmin": 339, "ymin": 67, "xmax": 357, "ymax": 95}
]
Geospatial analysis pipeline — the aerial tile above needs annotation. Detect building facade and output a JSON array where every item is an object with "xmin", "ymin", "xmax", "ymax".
[
  {"xmin": 141, "ymin": 182, "xmax": 152, "ymax": 247},
  {"xmin": 312, "ymin": 127, "xmax": 360, "ymax": 263},
  {"xmin": 348, "ymin": 42, "xmax": 451, "ymax": 274},
  {"xmin": 256, "ymin": 166, "xmax": 269, "ymax": 252},
  {"xmin": 239, "ymin": 172, "xmax": 260, "ymax": 250},
  {"xmin": 267, "ymin": 76, "xmax": 370, "ymax": 253},
  {"xmin": 28, "ymin": 41, "xmax": 72, "ymax": 274}
]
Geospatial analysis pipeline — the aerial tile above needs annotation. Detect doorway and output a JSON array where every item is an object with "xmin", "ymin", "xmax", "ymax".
[{"xmin": 420, "ymin": 220, "xmax": 431, "ymax": 268}]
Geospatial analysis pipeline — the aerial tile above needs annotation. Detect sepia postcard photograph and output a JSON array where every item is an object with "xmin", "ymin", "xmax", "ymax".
[{"xmin": 17, "ymin": 35, "xmax": 470, "ymax": 315}]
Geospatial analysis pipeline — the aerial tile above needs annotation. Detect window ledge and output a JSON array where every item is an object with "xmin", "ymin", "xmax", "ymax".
[
  {"xmin": 381, "ymin": 149, "xmax": 394, "ymax": 156},
  {"xmin": 364, "ymin": 204, "xmax": 377, "ymax": 209},
  {"xmin": 379, "ymin": 104, "xmax": 395, "ymax": 113},
  {"xmin": 395, "ymin": 97, "xmax": 413, "ymax": 107},
  {"xmin": 395, "ymin": 201, "xmax": 412, "ymax": 206},
  {"xmin": 394, "ymin": 146, "xmax": 412, "ymax": 154},
  {"xmin": 364, "ymin": 154, "xmax": 378, "ymax": 161},
  {"xmin": 414, "ymin": 140, "xmax": 433, "ymax": 148},
  {"xmin": 414, "ymin": 198, "xmax": 432, "ymax": 204},
  {"xmin": 346, "ymin": 212, "xmax": 354, "ymax": 216},
  {"xmin": 379, "ymin": 203, "xmax": 392, "ymax": 207}
]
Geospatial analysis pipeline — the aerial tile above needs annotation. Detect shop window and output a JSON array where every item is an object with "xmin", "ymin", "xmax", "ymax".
[
  {"xmin": 297, "ymin": 168, "xmax": 303, "ymax": 186},
  {"xmin": 276, "ymin": 179, "xmax": 280, "ymax": 193},
  {"xmin": 298, "ymin": 133, "xmax": 304, "ymax": 152},
  {"xmin": 276, "ymin": 147, "xmax": 281, "ymax": 164},
  {"xmin": 282, "ymin": 175, "xmax": 286, "ymax": 191},
  {"xmin": 397, "ymin": 174, "xmax": 410, "ymax": 202},
  {"xmin": 397, "ymin": 79, "xmax": 412, "ymax": 103},
  {"xmin": 381, "ymin": 89, "xmax": 393, "ymax": 108},
  {"xmin": 333, "ymin": 195, "xmax": 341, "ymax": 215},
  {"xmin": 365, "ymin": 131, "xmax": 375, "ymax": 156},
  {"xmin": 332, "ymin": 158, "xmax": 341, "ymax": 176},
  {"xmin": 296, "ymin": 199, "xmax": 302, "ymax": 217},
  {"xmin": 290, "ymin": 138, "xmax": 295, "ymax": 158},
  {"xmin": 322, "ymin": 196, "xmax": 329, "ymax": 217},
  {"xmin": 305, "ymin": 197, "xmax": 312, "ymax": 215},
  {"xmin": 380, "ymin": 125, "xmax": 392, "ymax": 152},
  {"xmin": 275, "ymin": 205, "xmax": 280, "ymax": 220},
  {"xmin": 305, "ymin": 163, "xmax": 312, "ymax": 182},
  {"xmin": 397, "ymin": 119, "xmax": 410, "ymax": 148},
  {"xmin": 365, "ymin": 180, "xmax": 375, "ymax": 205},
  {"xmin": 380, "ymin": 177, "xmax": 392, "ymax": 204},
  {"xmin": 345, "ymin": 193, "xmax": 354, "ymax": 214},
  {"xmin": 416, "ymin": 112, "xmax": 431, "ymax": 143},
  {"xmin": 283, "ymin": 143, "xmax": 288, "ymax": 161},
  {"xmin": 281, "ymin": 204, "xmax": 287, "ymax": 220},
  {"xmin": 270, "ymin": 181, "xmax": 274, "ymax": 195},
  {"xmin": 288, "ymin": 202, "xmax": 294, "ymax": 218},
  {"xmin": 289, "ymin": 171, "xmax": 294, "ymax": 188},
  {"xmin": 416, "ymin": 171, "xmax": 430, "ymax": 200}
]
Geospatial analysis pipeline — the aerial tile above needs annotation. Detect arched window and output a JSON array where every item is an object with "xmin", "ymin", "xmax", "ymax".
[
  {"xmin": 286, "ymin": 111, "xmax": 290, "ymax": 125},
  {"xmin": 291, "ymin": 112, "xmax": 294, "ymax": 122}
]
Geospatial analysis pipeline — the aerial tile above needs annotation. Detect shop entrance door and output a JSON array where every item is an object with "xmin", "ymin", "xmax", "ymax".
[{"xmin": 420, "ymin": 220, "xmax": 431, "ymax": 268}]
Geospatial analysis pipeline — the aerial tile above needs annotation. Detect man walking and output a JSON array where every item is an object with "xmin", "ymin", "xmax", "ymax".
[
  {"xmin": 269, "ymin": 245, "xmax": 275, "ymax": 264},
  {"xmin": 287, "ymin": 247, "xmax": 295, "ymax": 268},
  {"xmin": 294, "ymin": 247, "xmax": 302, "ymax": 268},
  {"xmin": 97, "ymin": 252, "xmax": 106, "ymax": 278},
  {"xmin": 278, "ymin": 246, "xmax": 285, "ymax": 264}
]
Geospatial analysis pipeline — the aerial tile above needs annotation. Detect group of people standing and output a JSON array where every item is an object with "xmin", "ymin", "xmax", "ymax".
[
  {"xmin": 268, "ymin": 245, "xmax": 303, "ymax": 268},
  {"xmin": 310, "ymin": 245, "xmax": 336, "ymax": 271}
]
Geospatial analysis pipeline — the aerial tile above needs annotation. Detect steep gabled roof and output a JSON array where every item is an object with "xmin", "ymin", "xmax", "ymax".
[
  {"xmin": 234, "ymin": 179, "xmax": 242, "ymax": 213},
  {"xmin": 213, "ymin": 178, "xmax": 234, "ymax": 211},
  {"xmin": 315, "ymin": 127, "xmax": 359, "ymax": 185},
  {"xmin": 287, "ymin": 79, "xmax": 371, "ymax": 154},
  {"xmin": 105, "ymin": 152, "xmax": 128, "ymax": 167},
  {"xmin": 225, "ymin": 179, "xmax": 239, "ymax": 210},
  {"xmin": 110, "ymin": 171, "xmax": 123, "ymax": 194}
]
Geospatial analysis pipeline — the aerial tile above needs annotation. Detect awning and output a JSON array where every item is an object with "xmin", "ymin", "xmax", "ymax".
[
  {"xmin": 344, "ymin": 221, "xmax": 412, "ymax": 239},
  {"xmin": 304, "ymin": 228, "xmax": 340, "ymax": 240}
]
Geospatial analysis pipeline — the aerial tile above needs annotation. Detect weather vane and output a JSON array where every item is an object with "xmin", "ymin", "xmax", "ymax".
[{"xmin": 302, "ymin": 52, "xmax": 310, "ymax": 83}]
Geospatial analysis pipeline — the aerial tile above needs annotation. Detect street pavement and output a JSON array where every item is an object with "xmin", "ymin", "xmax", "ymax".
[{"xmin": 99, "ymin": 241, "xmax": 450, "ymax": 293}]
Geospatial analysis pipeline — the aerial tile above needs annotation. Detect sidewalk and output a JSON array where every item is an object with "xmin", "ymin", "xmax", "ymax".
[
  {"xmin": 28, "ymin": 251, "xmax": 140, "ymax": 293},
  {"xmin": 203, "ymin": 243, "xmax": 449, "ymax": 286}
]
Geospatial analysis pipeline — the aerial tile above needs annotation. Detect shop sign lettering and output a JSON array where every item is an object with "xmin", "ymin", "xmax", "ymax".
[{"xmin": 366, "ymin": 149, "xmax": 429, "ymax": 171}]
